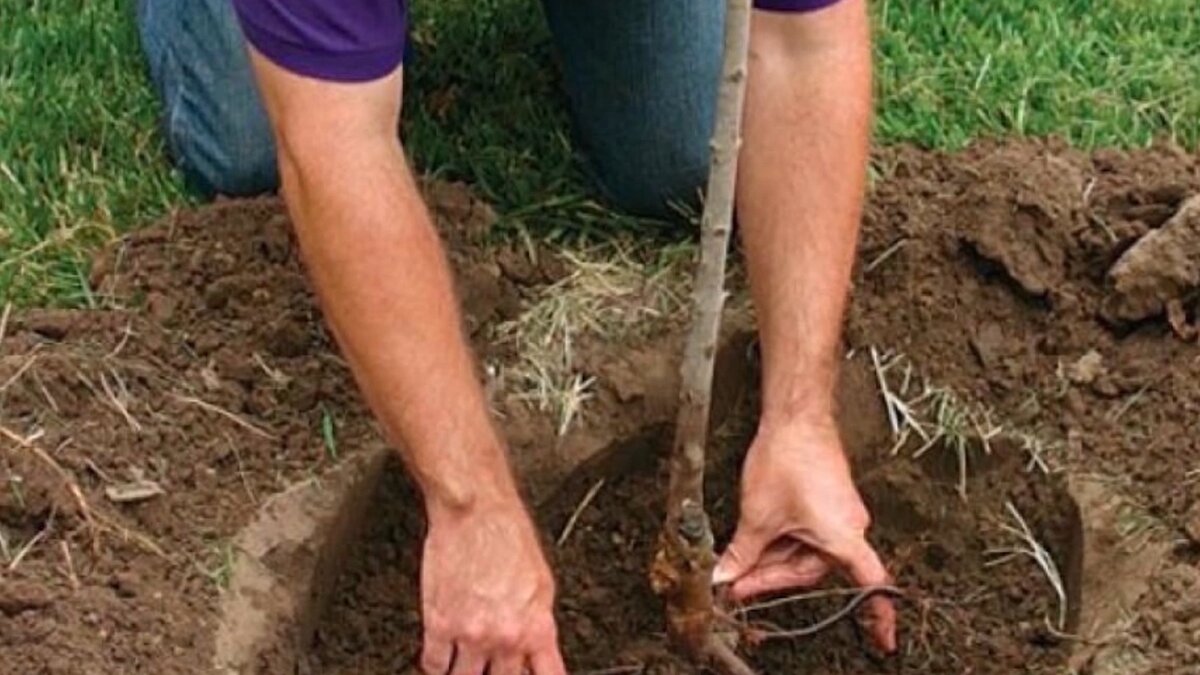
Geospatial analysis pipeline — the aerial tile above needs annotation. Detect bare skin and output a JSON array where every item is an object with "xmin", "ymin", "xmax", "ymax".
[
  {"xmin": 242, "ymin": 0, "xmax": 892, "ymax": 670},
  {"xmin": 245, "ymin": 55, "xmax": 564, "ymax": 674},
  {"xmin": 716, "ymin": 0, "xmax": 897, "ymax": 652}
]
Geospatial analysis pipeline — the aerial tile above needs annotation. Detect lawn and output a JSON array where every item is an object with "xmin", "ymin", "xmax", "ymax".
[{"xmin": 1, "ymin": 0, "xmax": 1197, "ymax": 306}]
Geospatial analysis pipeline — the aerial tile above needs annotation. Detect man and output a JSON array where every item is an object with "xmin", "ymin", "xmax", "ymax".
[{"xmin": 137, "ymin": 0, "xmax": 896, "ymax": 672}]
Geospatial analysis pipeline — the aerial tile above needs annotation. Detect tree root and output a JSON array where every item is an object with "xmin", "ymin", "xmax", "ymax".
[
  {"xmin": 741, "ymin": 585, "xmax": 906, "ymax": 641},
  {"xmin": 706, "ymin": 636, "xmax": 759, "ymax": 675}
]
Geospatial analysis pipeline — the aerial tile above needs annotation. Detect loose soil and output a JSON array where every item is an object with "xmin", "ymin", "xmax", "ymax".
[
  {"xmin": 2, "ymin": 139, "xmax": 1199, "ymax": 674},
  {"xmin": 307, "ymin": 360, "xmax": 1081, "ymax": 674}
]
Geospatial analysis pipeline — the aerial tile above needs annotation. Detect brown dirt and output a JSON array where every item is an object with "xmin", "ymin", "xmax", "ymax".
[
  {"xmin": 307, "ymin": 358, "xmax": 1081, "ymax": 674},
  {"xmin": 0, "ymin": 183, "xmax": 593, "ymax": 674},
  {"xmin": 3, "ymin": 138, "xmax": 1200, "ymax": 673},
  {"xmin": 849, "ymin": 138, "xmax": 1200, "ymax": 671}
]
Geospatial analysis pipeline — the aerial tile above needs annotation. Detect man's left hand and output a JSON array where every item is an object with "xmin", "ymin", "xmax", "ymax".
[{"xmin": 713, "ymin": 416, "xmax": 897, "ymax": 652}]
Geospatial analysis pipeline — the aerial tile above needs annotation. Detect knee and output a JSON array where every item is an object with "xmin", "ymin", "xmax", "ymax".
[
  {"xmin": 138, "ymin": 0, "xmax": 278, "ymax": 197},
  {"xmin": 167, "ymin": 96, "xmax": 279, "ymax": 197},
  {"xmin": 590, "ymin": 142, "xmax": 710, "ymax": 219}
]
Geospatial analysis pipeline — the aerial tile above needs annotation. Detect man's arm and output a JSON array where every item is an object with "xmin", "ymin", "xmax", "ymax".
[
  {"xmin": 246, "ymin": 52, "xmax": 565, "ymax": 675},
  {"xmin": 715, "ymin": 0, "xmax": 898, "ymax": 652}
]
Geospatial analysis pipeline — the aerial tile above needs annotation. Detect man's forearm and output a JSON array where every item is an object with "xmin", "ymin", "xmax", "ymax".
[
  {"xmin": 738, "ymin": 2, "xmax": 872, "ymax": 427},
  {"xmin": 278, "ymin": 134, "xmax": 517, "ymax": 514}
]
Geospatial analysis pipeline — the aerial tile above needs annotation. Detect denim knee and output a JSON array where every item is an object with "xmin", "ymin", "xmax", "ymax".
[
  {"xmin": 589, "ymin": 145, "xmax": 710, "ymax": 219},
  {"xmin": 165, "ymin": 88, "xmax": 278, "ymax": 197},
  {"xmin": 543, "ymin": 0, "xmax": 722, "ymax": 219},
  {"xmin": 138, "ymin": 0, "xmax": 278, "ymax": 197}
]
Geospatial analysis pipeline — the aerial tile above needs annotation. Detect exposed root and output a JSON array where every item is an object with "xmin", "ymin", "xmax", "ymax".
[
  {"xmin": 556, "ymin": 478, "xmax": 605, "ymax": 547},
  {"xmin": 871, "ymin": 348, "xmax": 1014, "ymax": 500},
  {"xmin": 705, "ymin": 635, "xmax": 758, "ymax": 675},
  {"xmin": 736, "ymin": 584, "xmax": 902, "ymax": 615},
  {"xmin": 864, "ymin": 238, "xmax": 909, "ymax": 274},
  {"xmin": 738, "ymin": 585, "xmax": 906, "ymax": 641}
]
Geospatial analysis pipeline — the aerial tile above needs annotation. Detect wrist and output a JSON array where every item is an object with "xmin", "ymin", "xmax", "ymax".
[
  {"xmin": 423, "ymin": 462, "xmax": 522, "ymax": 519},
  {"xmin": 403, "ymin": 430, "xmax": 525, "ymax": 522},
  {"xmin": 753, "ymin": 408, "xmax": 842, "ymax": 458},
  {"xmin": 758, "ymin": 371, "xmax": 837, "ymax": 432},
  {"xmin": 757, "ymin": 338, "xmax": 840, "ymax": 430}
]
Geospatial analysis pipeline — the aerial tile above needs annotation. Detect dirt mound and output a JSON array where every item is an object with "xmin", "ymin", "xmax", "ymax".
[
  {"xmin": 850, "ymin": 138, "xmax": 1200, "ymax": 671},
  {"xmin": 0, "ymin": 183, "xmax": 668, "ymax": 673},
  {"xmin": 3, "ymin": 139, "xmax": 1199, "ymax": 673},
  {"xmin": 851, "ymin": 138, "xmax": 1200, "ymax": 527}
]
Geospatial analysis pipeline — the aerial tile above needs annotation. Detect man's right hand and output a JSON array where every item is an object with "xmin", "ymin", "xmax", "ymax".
[
  {"xmin": 419, "ymin": 497, "xmax": 566, "ymax": 675},
  {"xmin": 241, "ymin": 47, "xmax": 564, "ymax": 675}
]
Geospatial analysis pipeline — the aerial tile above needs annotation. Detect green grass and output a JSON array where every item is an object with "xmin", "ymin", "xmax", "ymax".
[
  {"xmin": 1, "ymin": 0, "xmax": 190, "ymax": 306},
  {"xmin": 2, "ymin": 0, "xmax": 1198, "ymax": 306},
  {"xmin": 875, "ymin": 0, "xmax": 1200, "ymax": 148}
]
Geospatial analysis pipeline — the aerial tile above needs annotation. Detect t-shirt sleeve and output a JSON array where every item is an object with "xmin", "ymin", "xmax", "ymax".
[
  {"xmin": 753, "ymin": 0, "xmax": 844, "ymax": 12},
  {"xmin": 232, "ymin": 0, "xmax": 406, "ymax": 83}
]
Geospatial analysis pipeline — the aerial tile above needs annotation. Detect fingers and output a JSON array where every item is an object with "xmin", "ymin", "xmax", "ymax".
[
  {"xmin": 488, "ymin": 654, "xmax": 525, "ymax": 675},
  {"xmin": 529, "ymin": 644, "xmax": 568, "ymax": 675},
  {"xmin": 729, "ymin": 553, "xmax": 830, "ymax": 601},
  {"xmin": 714, "ymin": 523, "xmax": 772, "ymax": 585},
  {"xmin": 423, "ymin": 621, "xmax": 564, "ymax": 675},
  {"xmin": 447, "ymin": 646, "xmax": 486, "ymax": 675},
  {"xmin": 829, "ymin": 539, "xmax": 897, "ymax": 653},
  {"xmin": 420, "ymin": 631, "xmax": 453, "ymax": 675}
]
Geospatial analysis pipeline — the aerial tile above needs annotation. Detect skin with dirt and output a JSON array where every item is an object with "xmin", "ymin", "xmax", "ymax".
[{"xmin": 3, "ymin": 140, "xmax": 1199, "ymax": 673}]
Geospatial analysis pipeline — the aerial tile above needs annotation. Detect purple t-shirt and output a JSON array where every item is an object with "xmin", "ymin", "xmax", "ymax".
[{"xmin": 233, "ymin": 0, "xmax": 843, "ymax": 83}]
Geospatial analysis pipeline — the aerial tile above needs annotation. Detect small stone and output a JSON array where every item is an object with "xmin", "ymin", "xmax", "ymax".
[
  {"xmin": 970, "ymin": 322, "xmax": 1006, "ymax": 369},
  {"xmin": 146, "ymin": 291, "xmax": 177, "ymax": 323},
  {"xmin": 0, "ymin": 581, "xmax": 53, "ymax": 616},
  {"xmin": 104, "ymin": 479, "xmax": 165, "ymax": 504},
  {"xmin": 110, "ymin": 572, "xmax": 140, "ymax": 599},
  {"xmin": 1068, "ymin": 350, "xmax": 1106, "ymax": 385}
]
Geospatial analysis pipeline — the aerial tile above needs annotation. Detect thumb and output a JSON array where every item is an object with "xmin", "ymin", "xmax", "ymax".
[{"xmin": 713, "ymin": 525, "xmax": 769, "ymax": 586}]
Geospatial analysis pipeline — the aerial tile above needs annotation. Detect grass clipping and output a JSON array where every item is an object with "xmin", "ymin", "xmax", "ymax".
[{"xmin": 492, "ymin": 246, "xmax": 688, "ymax": 436}]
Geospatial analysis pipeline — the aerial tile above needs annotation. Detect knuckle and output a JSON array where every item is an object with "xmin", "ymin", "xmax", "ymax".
[
  {"xmin": 461, "ymin": 618, "xmax": 490, "ymax": 644},
  {"xmin": 493, "ymin": 622, "xmax": 522, "ymax": 648},
  {"xmin": 854, "ymin": 506, "xmax": 872, "ymax": 531},
  {"xmin": 521, "ymin": 615, "xmax": 556, "ymax": 650},
  {"xmin": 420, "ymin": 650, "xmax": 448, "ymax": 674}
]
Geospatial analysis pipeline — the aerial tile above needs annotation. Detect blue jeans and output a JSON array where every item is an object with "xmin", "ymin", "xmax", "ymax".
[{"xmin": 137, "ymin": 0, "xmax": 722, "ymax": 217}]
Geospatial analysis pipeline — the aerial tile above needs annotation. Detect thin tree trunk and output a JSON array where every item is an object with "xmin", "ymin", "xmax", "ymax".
[{"xmin": 651, "ymin": 0, "xmax": 753, "ymax": 666}]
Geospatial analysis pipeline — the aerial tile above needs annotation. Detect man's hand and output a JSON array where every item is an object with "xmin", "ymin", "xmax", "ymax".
[
  {"xmin": 242, "ymin": 52, "xmax": 567, "ymax": 675},
  {"xmin": 420, "ymin": 498, "xmax": 566, "ymax": 675},
  {"xmin": 713, "ymin": 417, "xmax": 897, "ymax": 652}
]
